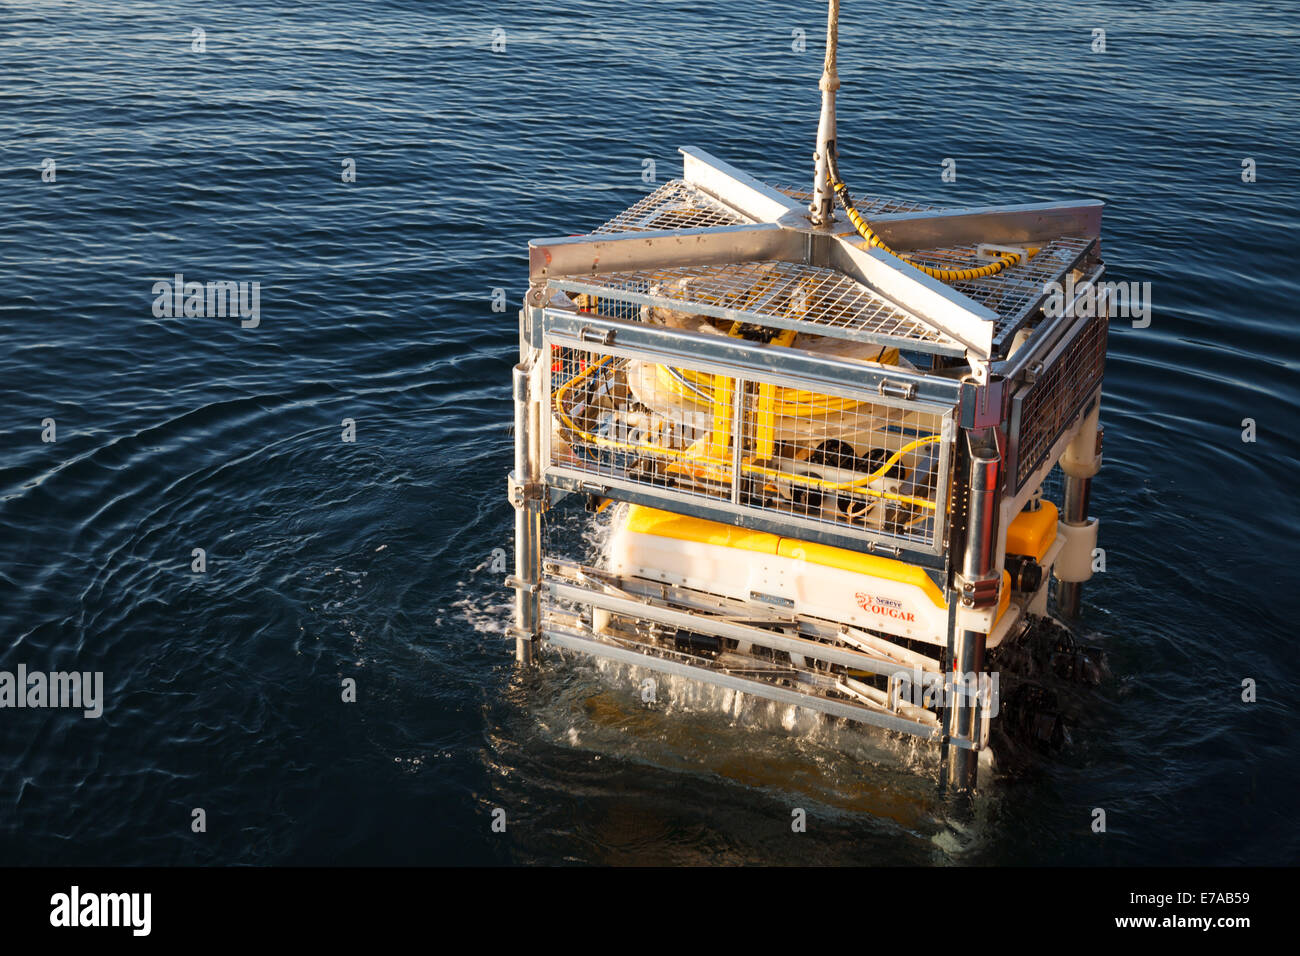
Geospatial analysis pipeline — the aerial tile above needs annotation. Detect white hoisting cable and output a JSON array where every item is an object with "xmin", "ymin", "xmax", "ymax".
[
  {"xmin": 809, "ymin": 0, "xmax": 840, "ymax": 225},
  {"xmin": 810, "ymin": 0, "xmax": 1037, "ymax": 281}
]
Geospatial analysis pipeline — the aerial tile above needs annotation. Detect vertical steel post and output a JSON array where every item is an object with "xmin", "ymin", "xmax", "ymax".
[
  {"xmin": 512, "ymin": 361, "xmax": 542, "ymax": 664},
  {"xmin": 809, "ymin": 0, "xmax": 840, "ymax": 226},
  {"xmin": 1056, "ymin": 409, "xmax": 1102, "ymax": 618},
  {"xmin": 730, "ymin": 379, "xmax": 746, "ymax": 505},
  {"xmin": 945, "ymin": 430, "xmax": 1000, "ymax": 792},
  {"xmin": 1056, "ymin": 476, "xmax": 1089, "ymax": 617}
]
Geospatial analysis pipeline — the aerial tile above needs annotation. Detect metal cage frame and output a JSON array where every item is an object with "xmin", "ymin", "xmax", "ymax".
[
  {"xmin": 508, "ymin": 146, "xmax": 1108, "ymax": 792},
  {"xmin": 541, "ymin": 311, "xmax": 958, "ymax": 561}
]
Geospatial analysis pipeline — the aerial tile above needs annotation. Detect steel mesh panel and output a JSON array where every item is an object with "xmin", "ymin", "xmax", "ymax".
[
  {"xmin": 563, "ymin": 290, "xmax": 640, "ymax": 323},
  {"xmin": 1013, "ymin": 309, "xmax": 1109, "ymax": 490},
  {"xmin": 548, "ymin": 343, "xmax": 946, "ymax": 549},
  {"xmin": 575, "ymin": 183, "xmax": 1091, "ymax": 356},
  {"xmin": 554, "ymin": 259, "xmax": 963, "ymax": 352},
  {"xmin": 592, "ymin": 180, "xmax": 748, "ymax": 234},
  {"xmin": 904, "ymin": 238, "xmax": 1093, "ymax": 348}
]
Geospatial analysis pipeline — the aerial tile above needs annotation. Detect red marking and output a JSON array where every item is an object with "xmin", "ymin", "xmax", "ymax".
[{"xmin": 854, "ymin": 592, "xmax": 915, "ymax": 622}]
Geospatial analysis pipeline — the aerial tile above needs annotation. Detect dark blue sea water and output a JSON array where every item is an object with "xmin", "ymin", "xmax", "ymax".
[{"xmin": 1, "ymin": 0, "xmax": 1297, "ymax": 865}]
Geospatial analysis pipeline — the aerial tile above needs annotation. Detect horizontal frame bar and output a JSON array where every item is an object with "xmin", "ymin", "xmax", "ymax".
[
  {"xmin": 546, "ymin": 560, "xmax": 947, "ymax": 671},
  {"xmin": 543, "ymin": 625, "xmax": 948, "ymax": 742},
  {"xmin": 868, "ymin": 200, "xmax": 1104, "ymax": 251},
  {"xmin": 547, "ymin": 578, "xmax": 942, "ymax": 680},
  {"xmin": 543, "ymin": 309, "xmax": 963, "ymax": 406},
  {"xmin": 544, "ymin": 469, "xmax": 948, "ymax": 567},
  {"xmin": 529, "ymin": 222, "xmax": 798, "ymax": 284}
]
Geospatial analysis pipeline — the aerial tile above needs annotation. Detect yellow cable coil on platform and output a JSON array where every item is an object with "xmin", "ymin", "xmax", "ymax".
[{"xmin": 826, "ymin": 151, "xmax": 1037, "ymax": 283}]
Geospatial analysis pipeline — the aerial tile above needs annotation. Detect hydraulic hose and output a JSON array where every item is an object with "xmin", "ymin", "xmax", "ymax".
[
  {"xmin": 825, "ymin": 150, "xmax": 1034, "ymax": 283},
  {"xmin": 552, "ymin": 354, "xmax": 939, "ymax": 509}
]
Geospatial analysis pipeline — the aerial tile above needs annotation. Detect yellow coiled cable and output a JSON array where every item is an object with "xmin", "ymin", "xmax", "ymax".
[
  {"xmin": 552, "ymin": 354, "xmax": 940, "ymax": 510},
  {"xmin": 826, "ymin": 151, "xmax": 1035, "ymax": 282}
]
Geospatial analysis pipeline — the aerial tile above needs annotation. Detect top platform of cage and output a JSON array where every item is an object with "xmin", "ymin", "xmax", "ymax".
[{"xmin": 527, "ymin": 148, "xmax": 1103, "ymax": 366}]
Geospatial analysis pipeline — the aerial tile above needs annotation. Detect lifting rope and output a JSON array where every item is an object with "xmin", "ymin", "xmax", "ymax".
[{"xmin": 814, "ymin": 1, "xmax": 1035, "ymax": 283}]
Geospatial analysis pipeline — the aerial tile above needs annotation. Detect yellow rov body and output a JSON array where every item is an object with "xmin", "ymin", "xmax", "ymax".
[{"xmin": 607, "ymin": 502, "xmax": 1052, "ymax": 651}]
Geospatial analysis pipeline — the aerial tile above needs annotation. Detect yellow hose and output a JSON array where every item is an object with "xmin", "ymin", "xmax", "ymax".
[
  {"xmin": 552, "ymin": 354, "xmax": 940, "ymax": 510},
  {"xmin": 826, "ymin": 153, "xmax": 1035, "ymax": 282},
  {"xmin": 658, "ymin": 364, "xmax": 865, "ymax": 415}
]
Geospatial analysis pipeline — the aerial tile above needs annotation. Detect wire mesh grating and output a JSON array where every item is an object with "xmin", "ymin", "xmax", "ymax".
[
  {"xmin": 554, "ymin": 258, "xmax": 964, "ymax": 353},
  {"xmin": 547, "ymin": 341, "xmax": 947, "ymax": 549},
  {"xmin": 591, "ymin": 180, "xmax": 749, "ymax": 235},
  {"xmin": 1012, "ymin": 309, "xmax": 1109, "ymax": 490},
  {"xmin": 904, "ymin": 237, "xmax": 1094, "ymax": 349}
]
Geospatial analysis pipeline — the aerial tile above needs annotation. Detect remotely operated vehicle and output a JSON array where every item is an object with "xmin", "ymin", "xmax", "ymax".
[{"xmin": 506, "ymin": 3, "xmax": 1108, "ymax": 790}]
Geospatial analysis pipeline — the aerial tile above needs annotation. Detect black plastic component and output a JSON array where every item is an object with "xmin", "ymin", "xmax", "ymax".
[
  {"xmin": 985, "ymin": 614, "xmax": 1109, "ymax": 772},
  {"xmin": 1005, "ymin": 554, "xmax": 1043, "ymax": 593}
]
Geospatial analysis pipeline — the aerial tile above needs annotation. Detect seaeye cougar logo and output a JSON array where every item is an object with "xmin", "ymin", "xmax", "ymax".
[{"xmin": 854, "ymin": 592, "xmax": 916, "ymax": 622}]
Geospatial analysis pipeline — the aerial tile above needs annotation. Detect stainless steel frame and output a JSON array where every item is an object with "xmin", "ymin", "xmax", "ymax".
[{"xmin": 508, "ymin": 147, "xmax": 1108, "ymax": 793}]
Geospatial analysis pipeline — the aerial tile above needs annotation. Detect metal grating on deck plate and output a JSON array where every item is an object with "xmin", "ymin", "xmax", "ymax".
[
  {"xmin": 772, "ymin": 186, "xmax": 1094, "ymax": 350},
  {"xmin": 592, "ymin": 180, "xmax": 749, "ymax": 235},
  {"xmin": 574, "ymin": 183, "xmax": 1092, "ymax": 357},
  {"xmin": 904, "ymin": 237, "xmax": 1094, "ymax": 350},
  {"xmin": 552, "ymin": 258, "xmax": 965, "ymax": 353}
]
